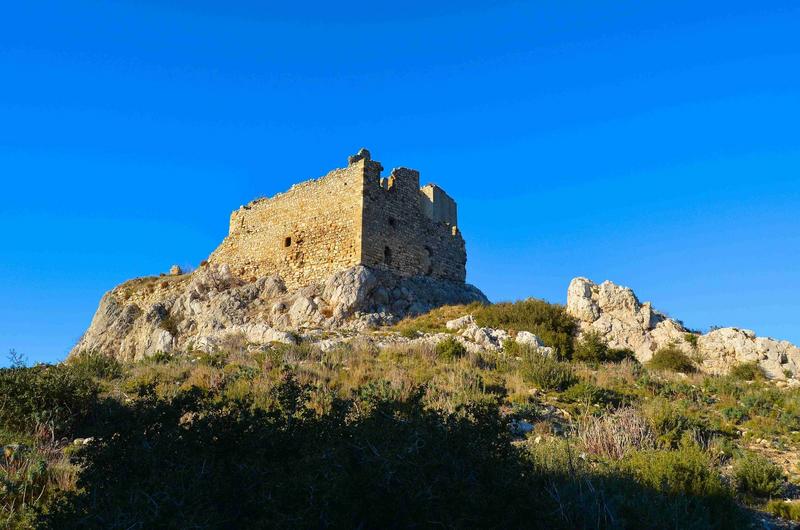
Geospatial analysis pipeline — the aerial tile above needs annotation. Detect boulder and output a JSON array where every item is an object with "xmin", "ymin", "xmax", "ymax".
[
  {"xmin": 515, "ymin": 331, "xmax": 544, "ymax": 348},
  {"xmin": 446, "ymin": 315, "xmax": 475, "ymax": 331}
]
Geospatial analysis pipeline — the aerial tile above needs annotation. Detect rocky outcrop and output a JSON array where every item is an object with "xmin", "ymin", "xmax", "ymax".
[
  {"xmin": 566, "ymin": 277, "xmax": 688, "ymax": 362},
  {"xmin": 444, "ymin": 315, "xmax": 554, "ymax": 355},
  {"xmin": 71, "ymin": 264, "xmax": 487, "ymax": 362},
  {"xmin": 698, "ymin": 328, "xmax": 800, "ymax": 380},
  {"xmin": 567, "ymin": 277, "xmax": 800, "ymax": 380}
]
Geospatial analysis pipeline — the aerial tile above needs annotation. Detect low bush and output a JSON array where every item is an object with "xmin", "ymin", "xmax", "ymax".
[
  {"xmin": 519, "ymin": 353, "xmax": 576, "ymax": 391},
  {"xmin": 67, "ymin": 351, "xmax": 123, "ymax": 380},
  {"xmin": 733, "ymin": 452, "xmax": 784, "ymax": 498},
  {"xmin": 643, "ymin": 398, "xmax": 712, "ymax": 449},
  {"xmin": 435, "ymin": 337, "xmax": 467, "ymax": 361},
  {"xmin": 0, "ymin": 364, "xmax": 98, "ymax": 437},
  {"xmin": 624, "ymin": 445, "xmax": 728, "ymax": 498},
  {"xmin": 728, "ymin": 362, "xmax": 764, "ymax": 381},
  {"xmin": 562, "ymin": 381, "xmax": 624, "ymax": 408},
  {"xmin": 572, "ymin": 331, "xmax": 634, "ymax": 363},
  {"xmin": 472, "ymin": 299, "xmax": 577, "ymax": 359},
  {"xmin": 648, "ymin": 344, "xmax": 696, "ymax": 373}
]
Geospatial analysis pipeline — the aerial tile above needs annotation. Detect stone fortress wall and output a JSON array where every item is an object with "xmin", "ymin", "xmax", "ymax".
[
  {"xmin": 208, "ymin": 163, "xmax": 364, "ymax": 289},
  {"xmin": 359, "ymin": 153, "xmax": 466, "ymax": 283},
  {"xmin": 208, "ymin": 149, "xmax": 467, "ymax": 290}
]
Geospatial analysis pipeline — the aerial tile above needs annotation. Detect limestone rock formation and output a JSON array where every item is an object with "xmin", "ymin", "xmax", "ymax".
[
  {"xmin": 444, "ymin": 315, "xmax": 554, "ymax": 355},
  {"xmin": 698, "ymin": 328, "xmax": 800, "ymax": 379},
  {"xmin": 567, "ymin": 277, "xmax": 800, "ymax": 380},
  {"xmin": 566, "ymin": 277, "xmax": 689, "ymax": 362},
  {"xmin": 71, "ymin": 264, "xmax": 487, "ymax": 362}
]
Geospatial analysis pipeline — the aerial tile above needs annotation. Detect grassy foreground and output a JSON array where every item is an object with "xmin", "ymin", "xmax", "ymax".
[{"xmin": 2, "ymin": 300, "xmax": 800, "ymax": 528}]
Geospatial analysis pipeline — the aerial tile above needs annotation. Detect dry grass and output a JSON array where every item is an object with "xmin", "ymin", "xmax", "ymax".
[
  {"xmin": 578, "ymin": 407, "xmax": 654, "ymax": 460},
  {"xmin": 391, "ymin": 304, "xmax": 477, "ymax": 335}
]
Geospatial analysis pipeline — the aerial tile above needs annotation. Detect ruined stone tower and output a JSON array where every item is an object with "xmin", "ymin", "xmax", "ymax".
[{"xmin": 208, "ymin": 149, "xmax": 467, "ymax": 289}]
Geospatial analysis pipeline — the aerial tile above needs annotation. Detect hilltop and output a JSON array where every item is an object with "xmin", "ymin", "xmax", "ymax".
[{"xmin": 5, "ymin": 150, "xmax": 800, "ymax": 528}]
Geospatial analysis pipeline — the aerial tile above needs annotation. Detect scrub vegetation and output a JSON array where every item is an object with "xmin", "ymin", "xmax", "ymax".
[{"xmin": 3, "ymin": 300, "xmax": 799, "ymax": 528}]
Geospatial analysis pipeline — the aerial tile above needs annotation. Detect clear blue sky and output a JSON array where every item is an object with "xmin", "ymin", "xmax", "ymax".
[{"xmin": 1, "ymin": 1, "xmax": 798, "ymax": 364}]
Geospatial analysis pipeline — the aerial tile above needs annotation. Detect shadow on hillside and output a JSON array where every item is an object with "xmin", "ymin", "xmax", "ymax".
[{"xmin": 42, "ymin": 376, "xmax": 748, "ymax": 530}]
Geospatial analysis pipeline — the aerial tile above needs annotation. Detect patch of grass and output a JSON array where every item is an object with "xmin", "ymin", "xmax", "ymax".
[
  {"xmin": 392, "ymin": 303, "xmax": 477, "ymax": 335},
  {"xmin": 159, "ymin": 314, "xmax": 180, "ymax": 336},
  {"xmin": 765, "ymin": 500, "xmax": 800, "ymax": 522},
  {"xmin": 648, "ymin": 344, "xmax": 696, "ymax": 373}
]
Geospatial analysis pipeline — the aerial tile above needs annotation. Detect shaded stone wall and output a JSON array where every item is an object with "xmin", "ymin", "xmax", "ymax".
[
  {"xmin": 361, "ymin": 166, "xmax": 466, "ymax": 283},
  {"xmin": 208, "ymin": 150, "xmax": 467, "ymax": 289}
]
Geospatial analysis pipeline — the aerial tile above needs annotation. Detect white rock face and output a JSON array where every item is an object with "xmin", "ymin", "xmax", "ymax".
[
  {"xmin": 72, "ymin": 264, "xmax": 488, "ymax": 362},
  {"xmin": 444, "ymin": 315, "xmax": 554, "ymax": 355},
  {"xmin": 698, "ymin": 328, "xmax": 800, "ymax": 380},
  {"xmin": 566, "ymin": 277, "xmax": 687, "ymax": 362},
  {"xmin": 567, "ymin": 277, "xmax": 800, "ymax": 379},
  {"xmin": 445, "ymin": 315, "xmax": 475, "ymax": 331},
  {"xmin": 445, "ymin": 315, "xmax": 507, "ymax": 350}
]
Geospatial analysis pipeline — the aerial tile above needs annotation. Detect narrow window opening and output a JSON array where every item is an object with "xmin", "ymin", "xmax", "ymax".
[
  {"xmin": 284, "ymin": 237, "xmax": 292, "ymax": 248},
  {"xmin": 388, "ymin": 217, "xmax": 396, "ymax": 228},
  {"xmin": 424, "ymin": 246, "xmax": 434, "ymax": 276},
  {"xmin": 384, "ymin": 246, "xmax": 392, "ymax": 266}
]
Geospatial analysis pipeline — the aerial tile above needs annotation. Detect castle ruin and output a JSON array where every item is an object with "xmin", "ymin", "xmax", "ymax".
[{"xmin": 209, "ymin": 149, "xmax": 467, "ymax": 289}]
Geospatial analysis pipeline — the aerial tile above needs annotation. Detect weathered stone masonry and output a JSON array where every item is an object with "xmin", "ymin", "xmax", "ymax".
[{"xmin": 208, "ymin": 149, "xmax": 467, "ymax": 290}]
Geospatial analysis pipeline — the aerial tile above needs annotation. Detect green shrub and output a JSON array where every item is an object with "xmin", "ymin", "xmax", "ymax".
[
  {"xmin": 720, "ymin": 405, "xmax": 748, "ymax": 423},
  {"xmin": 0, "ymin": 364, "xmax": 98, "ymax": 436},
  {"xmin": 684, "ymin": 333, "xmax": 699, "ymax": 351},
  {"xmin": 648, "ymin": 344, "xmax": 696, "ymax": 373},
  {"xmin": 67, "ymin": 351, "xmax": 123, "ymax": 380},
  {"xmin": 562, "ymin": 381, "xmax": 623, "ymax": 408},
  {"xmin": 625, "ymin": 445, "xmax": 726, "ymax": 498},
  {"xmin": 472, "ymin": 299, "xmax": 577, "ymax": 359},
  {"xmin": 572, "ymin": 331, "xmax": 633, "ymax": 363},
  {"xmin": 435, "ymin": 337, "xmax": 467, "ymax": 361},
  {"xmin": 519, "ymin": 353, "xmax": 576, "ymax": 391},
  {"xmin": 145, "ymin": 351, "xmax": 174, "ymax": 364},
  {"xmin": 399, "ymin": 327, "xmax": 419, "ymax": 339},
  {"xmin": 159, "ymin": 314, "xmax": 179, "ymax": 336},
  {"xmin": 196, "ymin": 351, "xmax": 229, "ymax": 368},
  {"xmin": 728, "ymin": 362, "xmax": 764, "ymax": 381},
  {"xmin": 765, "ymin": 500, "xmax": 800, "ymax": 521},
  {"xmin": 733, "ymin": 452, "xmax": 784, "ymax": 498},
  {"xmin": 644, "ymin": 398, "xmax": 712, "ymax": 449}
]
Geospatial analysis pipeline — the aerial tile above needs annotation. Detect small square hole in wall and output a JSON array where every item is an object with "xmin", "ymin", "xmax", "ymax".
[
  {"xmin": 284, "ymin": 237, "xmax": 292, "ymax": 247},
  {"xmin": 388, "ymin": 217, "xmax": 396, "ymax": 228}
]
